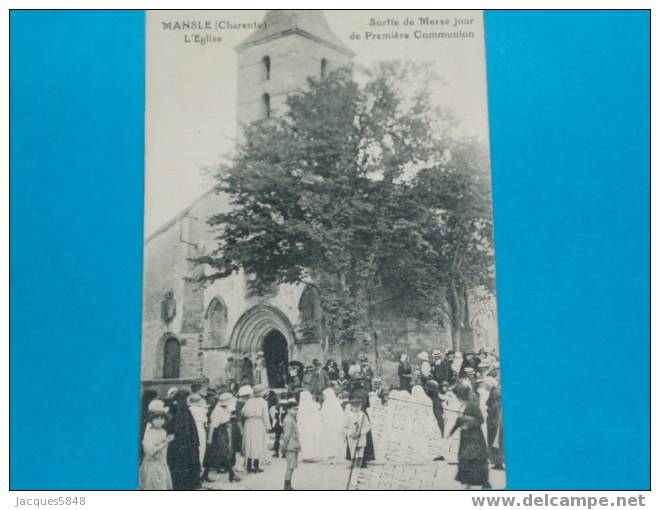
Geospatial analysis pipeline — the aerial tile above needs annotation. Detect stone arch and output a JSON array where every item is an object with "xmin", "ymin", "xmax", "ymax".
[
  {"xmin": 205, "ymin": 296, "xmax": 228, "ymax": 347},
  {"xmin": 229, "ymin": 304, "xmax": 296, "ymax": 354}
]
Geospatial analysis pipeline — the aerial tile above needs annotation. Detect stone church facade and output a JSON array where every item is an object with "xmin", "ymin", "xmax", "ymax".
[{"xmin": 141, "ymin": 11, "xmax": 497, "ymax": 394}]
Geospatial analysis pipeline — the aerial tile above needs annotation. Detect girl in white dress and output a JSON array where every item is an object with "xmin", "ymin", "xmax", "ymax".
[
  {"xmin": 297, "ymin": 390, "xmax": 322, "ymax": 461},
  {"xmin": 319, "ymin": 387, "xmax": 345, "ymax": 462}
]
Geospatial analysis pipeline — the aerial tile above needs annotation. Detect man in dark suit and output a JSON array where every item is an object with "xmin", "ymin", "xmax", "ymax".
[
  {"xmin": 309, "ymin": 358, "xmax": 330, "ymax": 401},
  {"xmin": 435, "ymin": 350, "xmax": 458, "ymax": 385}
]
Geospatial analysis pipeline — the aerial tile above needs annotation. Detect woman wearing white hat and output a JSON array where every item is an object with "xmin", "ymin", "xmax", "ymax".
[
  {"xmin": 139, "ymin": 400, "xmax": 174, "ymax": 490},
  {"xmin": 241, "ymin": 384, "xmax": 271, "ymax": 473},
  {"xmin": 417, "ymin": 352, "xmax": 432, "ymax": 384},
  {"xmin": 204, "ymin": 392, "xmax": 241, "ymax": 483}
]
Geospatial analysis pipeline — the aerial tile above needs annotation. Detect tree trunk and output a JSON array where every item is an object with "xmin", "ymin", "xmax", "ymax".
[
  {"xmin": 447, "ymin": 280, "xmax": 465, "ymax": 351},
  {"xmin": 460, "ymin": 285, "xmax": 475, "ymax": 352},
  {"xmin": 373, "ymin": 329, "xmax": 379, "ymax": 375},
  {"xmin": 451, "ymin": 326, "xmax": 461, "ymax": 352}
]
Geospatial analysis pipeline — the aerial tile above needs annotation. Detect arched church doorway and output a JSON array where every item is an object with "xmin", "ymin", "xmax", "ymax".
[{"xmin": 262, "ymin": 329, "xmax": 288, "ymax": 388}]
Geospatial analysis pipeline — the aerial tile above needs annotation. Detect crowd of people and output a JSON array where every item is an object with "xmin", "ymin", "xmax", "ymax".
[{"xmin": 139, "ymin": 347, "xmax": 504, "ymax": 490}]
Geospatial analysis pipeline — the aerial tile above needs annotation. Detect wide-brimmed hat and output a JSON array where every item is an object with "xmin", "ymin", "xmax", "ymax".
[
  {"xmin": 432, "ymin": 350, "xmax": 442, "ymax": 357},
  {"xmin": 188, "ymin": 393, "xmax": 207, "ymax": 406},
  {"xmin": 256, "ymin": 351, "xmax": 265, "ymax": 358},
  {"xmin": 238, "ymin": 385, "xmax": 253, "ymax": 397},
  {"xmin": 147, "ymin": 399, "xmax": 171, "ymax": 420},
  {"xmin": 281, "ymin": 398, "xmax": 299, "ymax": 409},
  {"xmin": 417, "ymin": 351, "xmax": 429, "ymax": 362},
  {"xmin": 253, "ymin": 384, "xmax": 268, "ymax": 396},
  {"xmin": 218, "ymin": 392, "xmax": 233, "ymax": 405},
  {"xmin": 464, "ymin": 367, "xmax": 475, "ymax": 374}
]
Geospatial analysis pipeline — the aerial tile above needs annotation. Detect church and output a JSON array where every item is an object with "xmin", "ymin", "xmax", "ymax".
[{"xmin": 140, "ymin": 10, "xmax": 496, "ymax": 394}]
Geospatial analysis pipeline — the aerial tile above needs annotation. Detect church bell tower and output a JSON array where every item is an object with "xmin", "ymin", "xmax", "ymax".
[{"xmin": 235, "ymin": 10, "xmax": 355, "ymax": 127}]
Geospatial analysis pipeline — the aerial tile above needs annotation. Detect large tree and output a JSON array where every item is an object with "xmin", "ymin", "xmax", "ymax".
[
  {"xmin": 403, "ymin": 137, "xmax": 495, "ymax": 351},
  {"xmin": 195, "ymin": 61, "xmax": 493, "ymax": 356}
]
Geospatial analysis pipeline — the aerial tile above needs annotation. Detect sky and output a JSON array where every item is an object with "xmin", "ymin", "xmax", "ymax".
[{"xmin": 145, "ymin": 10, "xmax": 490, "ymax": 235}]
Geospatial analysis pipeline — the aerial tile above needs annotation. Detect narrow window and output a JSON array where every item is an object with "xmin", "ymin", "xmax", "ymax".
[
  {"xmin": 262, "ymin": 93, "xmax": 271, "ymax": 119},
  {"xmin": 262, "ymin": 55, "xmax": 271, "ymax": 80},
  {"xmin": 206, "ymin": 297, "xmax": 228, "ymax": 346},
  {"xmin": 162, "ymin": 336, "xmax": 180, "ymax": 379},
  {"xmin": 321, "ymin": 58, "xmax": 328, "ymax": 78}
]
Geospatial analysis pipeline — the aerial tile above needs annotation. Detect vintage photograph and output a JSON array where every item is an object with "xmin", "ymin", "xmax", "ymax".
[{"xmin": 139, "ymin": 9, "xmax": 504, "ymax": 490}]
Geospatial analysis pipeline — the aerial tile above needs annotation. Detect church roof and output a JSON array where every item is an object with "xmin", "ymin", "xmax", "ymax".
[{"xmin": 237, "ymin": 10, "xmax": 355, "ymax": 57}]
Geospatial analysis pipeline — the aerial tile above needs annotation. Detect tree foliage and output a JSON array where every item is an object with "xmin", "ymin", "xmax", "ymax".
[{"xmin": 195, "ymin": 61, "xmax": 494, "ymax": 353}]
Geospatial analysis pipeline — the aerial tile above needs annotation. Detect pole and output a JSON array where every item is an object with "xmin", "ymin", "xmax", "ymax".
[{"xmin": 345, "ymin": 410, "xmax": 367, "ymax": 490}]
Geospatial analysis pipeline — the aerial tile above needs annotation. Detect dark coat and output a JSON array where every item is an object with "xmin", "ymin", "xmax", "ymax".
[
  {"xmin": 240, "ymin": 357, "xmax": 254, "ymax": 385},
  {"xmin": 204, "ymin": 420, "xmax": 240, "ymax": 470},
  {"xmin": 310, "ymin": 368, "xmax": 331, "ymax": 399},
  {"xmin": 167, "ymin": 391, "xmax": 201, "ymax": 490},
  {"xmin": 398, "ymin": 361, "xmax": 412, "ymax": 392},
  {"xmin": 451, "ymin": 393, "xmax": 489, "ymax": 486},
  {"xmin": 346, "ymin": 377, "xmax": 372, "ymax": 409},
  {"xmin": 486, "ymin": 386, "xmax": 504, "ymax": 465},
  {"xmin": 345, "ymin": 377, "xmax": 375, "ymax": 463},
  {"xmin": 434, "ymin": 359, "xmax": 457, "ymax": 384},
  {"xmin": 425, "ymin": 384, "xmax": 445, "ymax": 436},
  {"xmin": 459, "ymin": 357, "xmax": 481, "ymax": 378}
]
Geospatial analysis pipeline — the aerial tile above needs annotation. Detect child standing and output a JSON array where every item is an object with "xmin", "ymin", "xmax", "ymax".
[
  {"xmin": 344, "ymin": 398, "xmax": 371, "ymax": 469},
  {"xmin": 204, "ymin": 392, "xmax": 241, "ymax": 483},
  {"xmin": 270, "ymin": 395, "xmax": 287, "ymax": 457},
  {"xmin": 279, "ymin": 398, "xmax": 300, "ymax": 490},
  {"xmin": 139, "ymin": 399, "xmax": 174, "ymax": 490}
]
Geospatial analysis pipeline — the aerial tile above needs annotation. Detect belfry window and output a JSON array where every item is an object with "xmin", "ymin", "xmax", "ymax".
[
  {"xmin": 321, "ymin": 58, "xmax": 328, "ymax": 78},
  {"xmin": 262, "ymin": 55, "xmax": 271, "ymax": 81},
  {"xmin": 262, "ymin": 93, "xmax": 271, "ymax": 119}
]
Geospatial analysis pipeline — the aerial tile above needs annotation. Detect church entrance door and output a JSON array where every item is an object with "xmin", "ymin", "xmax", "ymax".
[{"xmin": 262, "ymin": 329, "xmax": 288, "ymax": 389}]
